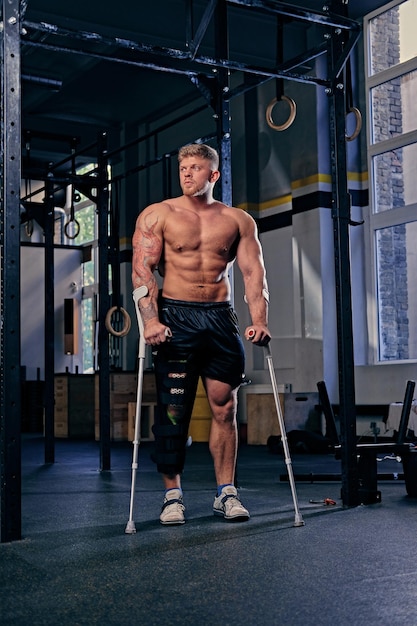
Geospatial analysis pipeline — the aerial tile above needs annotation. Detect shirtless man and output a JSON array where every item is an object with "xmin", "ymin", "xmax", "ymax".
[{"xmin": 132, "ymin": 143, "xmax": 271, "ymax": 525}]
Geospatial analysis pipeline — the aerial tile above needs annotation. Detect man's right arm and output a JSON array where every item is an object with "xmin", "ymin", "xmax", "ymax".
[{"xmin": 132, "ymin": 205, "xmax": 169, "ymax": 342}]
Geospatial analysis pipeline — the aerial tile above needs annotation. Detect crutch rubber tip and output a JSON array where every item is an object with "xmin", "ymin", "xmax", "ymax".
[
  {"xmin": 125, "ymin": 521, "xmax": 137, "ymax": 534},
  {"xmin": 293, "ymin": 518, "xmax": 305, "ymax": 527}
]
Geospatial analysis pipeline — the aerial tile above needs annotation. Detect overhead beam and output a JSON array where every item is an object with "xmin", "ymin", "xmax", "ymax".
[
  {"xmin": 22, "ymin": 30, "xmax": 330, "ymax": 88},
  {"xmin": 226, "ymin": 0, "xmax": 361, "ymax": 30},
  {"xmin": 224, "ymin": 41, "xmax": 328, "ymax": 101},
  {"xmin": 22, "ymin": 1, "xmax": 362, "ymax": 88}
]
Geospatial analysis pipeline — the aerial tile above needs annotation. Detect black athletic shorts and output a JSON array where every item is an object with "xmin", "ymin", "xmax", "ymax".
[{"xmin": 155, "ymin": 296, "xmax": 245, "ymax": 389}]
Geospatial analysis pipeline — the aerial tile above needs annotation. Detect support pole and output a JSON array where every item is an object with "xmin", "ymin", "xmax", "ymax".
[
  {"xmin": 43, "ymin": 178, "xmax": 55, "ymax": 464},
  {"xmin": 0, "ymin": 0, "xmax": 22, "ymax": 542},
  {"xmin": 326, "ymin": 0, "xmax": 359, "ymax": 507},
  {"xmin": 214, "ymin": 0, "xmax": 235, "ymax": 299},
  {"xmin": 215, "ymin": 0, "xmax": 232, "ymax": 208},
  {"xmin": 96, "ymin": 132, "xmax": 112, "ymax": 471}
]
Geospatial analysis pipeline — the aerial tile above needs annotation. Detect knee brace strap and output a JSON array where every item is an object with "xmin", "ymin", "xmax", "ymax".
[
  {"xmin": 152, "ymin": 423, "xmax": 188, "ymax": 438},
  {"xmin": 151, "ymin": 422, "xmax": 189, "ymax": 475},
  {"xmin": 156, "ymin": 357, "xmax": 198, "ymax": 425},
  {"xmin": 159, "ymin": 369, "xmax": 188, "ymax": 413}
]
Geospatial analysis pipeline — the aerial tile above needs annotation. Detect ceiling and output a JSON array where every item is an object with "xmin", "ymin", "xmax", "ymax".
[{"xmin": 16, "ymin": 0, "xmax": 388, "ymax": 176}]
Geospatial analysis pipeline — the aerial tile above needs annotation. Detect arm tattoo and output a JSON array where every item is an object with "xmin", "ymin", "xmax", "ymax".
[{"xmin": 132, "ymin": 212, "xmax": 163, "ymax": 322}]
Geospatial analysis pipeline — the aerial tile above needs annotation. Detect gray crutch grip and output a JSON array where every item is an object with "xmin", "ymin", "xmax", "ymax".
[{"xmin": 132, "ymin": 286, "xmax": 148, "ymax": 357}]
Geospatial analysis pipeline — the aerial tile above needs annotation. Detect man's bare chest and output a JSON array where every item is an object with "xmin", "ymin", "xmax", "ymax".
[{"xmin": 165, "ymin": 215, "xmax": 238, "ymax": 256}]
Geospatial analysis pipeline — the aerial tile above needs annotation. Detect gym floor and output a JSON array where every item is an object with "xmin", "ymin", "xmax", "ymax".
[{"xmin": 1, "ymin": 435, "xmax": 416, "ymax": 626}]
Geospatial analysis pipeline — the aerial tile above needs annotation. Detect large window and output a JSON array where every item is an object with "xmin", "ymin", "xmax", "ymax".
[
  {"xmin": 365, "ymin": 0, "xmax": 417, "ymax": 361},
  {"xmin": 73, "ymin": 198, "xmax": 97, "ymax": 372}
]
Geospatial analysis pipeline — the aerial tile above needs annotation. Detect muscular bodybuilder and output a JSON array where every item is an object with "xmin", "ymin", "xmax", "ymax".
[{"xmin": 132, "ymin": 143, "xmax": 271, "ymax": 524}]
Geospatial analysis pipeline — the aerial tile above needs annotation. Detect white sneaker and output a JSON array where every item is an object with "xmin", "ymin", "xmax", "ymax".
[
  {"xmin": 213, "ymin": 485, "xmax": 250, "ymax": 521},
  {"xmin": 159, "ymin": 489, "xmax": 185, "ymax": 525}
]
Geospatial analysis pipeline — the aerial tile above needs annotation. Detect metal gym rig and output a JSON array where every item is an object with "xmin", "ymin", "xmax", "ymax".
[{"xmin": 1, "ymin": 0, "xmax": 361, "ymax": 542}]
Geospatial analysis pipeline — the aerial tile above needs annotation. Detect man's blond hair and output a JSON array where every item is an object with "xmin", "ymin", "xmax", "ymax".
[{"xmin": 178, "ymin": 143, "xmax": 219, "ymax": 170}]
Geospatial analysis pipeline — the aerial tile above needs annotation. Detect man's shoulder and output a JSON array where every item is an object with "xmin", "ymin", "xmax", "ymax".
[
  {"xmin": 139, "ymin": 199, "xmax": 184, "ymax": 224},
  {"xmin": 224, "ymin": 204, "xmax": 255, "ymax": 224},
  {"xmin": 143, "ymin": 198, "xmax": 179, "ymax": 213}
]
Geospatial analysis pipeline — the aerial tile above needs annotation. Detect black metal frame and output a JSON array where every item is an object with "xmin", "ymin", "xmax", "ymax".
[
  {"xmin": 1, "ymin": 0, "xmax": 23, "ymax": 543},
  {"xmin": 43, "ymin": 178, "xmax": 56, "ymax": 465},
  {"xmin": 1, "ymin": 0, "xmax": 362, "ymax": 541},
  {"xmin": 326, "ymin": 0, "xmax": 359, "ymax": 506},
  {"xmin": 96, "ymin": 132, "xmax": 112, "ymax": 471},
  {"xmin": 21, "ymin": 1, "xmax": 360, "ymax": 89}
]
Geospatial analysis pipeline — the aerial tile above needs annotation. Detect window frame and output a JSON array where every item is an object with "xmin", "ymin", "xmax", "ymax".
[{"xmin": 364, "ymin": 0, "xmax": 417, "ymax": 364}]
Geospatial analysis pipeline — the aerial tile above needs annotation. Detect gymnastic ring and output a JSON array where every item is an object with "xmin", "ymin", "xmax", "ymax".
[
  {"xmin": 64, "ymin": 218, "xmax": 81, "ymax": 240},
  {"xmin": 345, "ymin": 106, "xmax": 362, "ymax": 142},
  {"xmin": 105, "ymin": 306, "xmax": 132, "ymax": 337},
  {"xmin": 266, "ymin": 95, "xmax": 297, "ymax": 131},
  {"xmin": 25, "ymin": 219, "xmax": 34, "ymax": 238}
]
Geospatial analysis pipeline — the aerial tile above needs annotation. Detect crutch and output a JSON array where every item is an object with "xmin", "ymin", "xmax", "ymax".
[
  {"xmin": 248, "ymin": 330, "xmax": 305, "ymax": 527},
  {"xmin": 125, "ymin": 285, "xmax": 149, "ymax": 534}
]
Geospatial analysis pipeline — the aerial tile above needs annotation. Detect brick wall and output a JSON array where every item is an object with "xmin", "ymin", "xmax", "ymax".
[{"xmin": 371, "ymin": 7, "xmax": 409, "ymax": 359}]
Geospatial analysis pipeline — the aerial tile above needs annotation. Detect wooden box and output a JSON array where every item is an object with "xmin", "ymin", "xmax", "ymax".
[
  {"xmin": 54, "ymin": 374, "xmax": 95, "ymax": 439},
  {"xmin": 246, "ymin": 393, "xmax": 283, "ymax": 445},
  {"xmin": 95, "ymin": 371, "xmax": 157, "ymax": 441},
  {"xmin": 54, "ymin": 375, "xmax": 69, "ymax": 438},
  {"xmin": 127, "ymin": 402, "xmax": 156, "ymax": 442}
]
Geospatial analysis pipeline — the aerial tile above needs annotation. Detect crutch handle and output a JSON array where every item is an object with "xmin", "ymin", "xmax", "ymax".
[
  {"xmin": 133, "ymin": 286, "xmax": 149, "ymax": 329},
  {"xmin": 133, "ymin": 286, "xmax": 149, "ymax": 303},
  {"xmin": 247, "ymin": 327, "xmax": 271, "ymax": 346},
  {"xmin": 132, "ymin": 286, "xmax": 148, "ymax": 357}
]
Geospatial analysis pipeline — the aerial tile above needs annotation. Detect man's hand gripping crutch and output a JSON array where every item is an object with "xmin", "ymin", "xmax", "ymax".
[
  {"xmin": 125, "ymin": 286, "xmax": 171, "ymax": 534},
  {"xmin": 245, "ymin": 289, "xmax": 305, "ymax": 527}
]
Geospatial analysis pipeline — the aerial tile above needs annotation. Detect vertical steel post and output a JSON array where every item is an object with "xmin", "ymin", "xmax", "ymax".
[
  {"xmin": 214, "ymin": 0, "xmax": 232, "ymax": 208},
  {"xmin": 214, "ymin": 0, "xmax": 234, "ymax": 299},
  {"xmin": 327, "ymin": 1, "xmax": 359, "ymax": 506},
  {"xmin": 96, "ymin": 132, "xmax": 111, "ymax": 470},
  {"xmin": 0, "ymin": 0, "xmax": 22, "ymax": 542},
  {"xmin": 43, "ymin": 178, "xmax": 55, "ymax": 464}
]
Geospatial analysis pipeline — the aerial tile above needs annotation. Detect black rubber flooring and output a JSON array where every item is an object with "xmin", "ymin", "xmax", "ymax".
[{"xmin": 1, "ymin": 435, "xmax": 416, "ymax": 625}]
